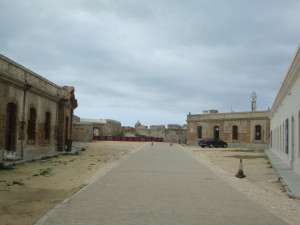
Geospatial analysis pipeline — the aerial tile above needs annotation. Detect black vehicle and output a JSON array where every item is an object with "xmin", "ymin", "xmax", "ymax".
[{"xmin": 198, "ymin": 138, "xmax": 227, "ymax": 148}]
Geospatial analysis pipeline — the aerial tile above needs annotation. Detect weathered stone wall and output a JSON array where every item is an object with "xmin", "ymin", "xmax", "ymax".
[
  {"xmin": 73, "ymin": 123, "xmax": 93, "ymax": 142},
  {"xmin": 149, "ymin": 125, "xmax": 165, "ymax": 138},
  {"xmin": 135, "ymin": 125, "xmax": 149, "ymax": 137},
  {"xmin": 122, "ymin": 126, "xmax": 135, "ymax": 137},
  {"xmin": 103, "ymin": 120, "xmax": 122, "ymax": 136},
  {"xmin": 164, "ymin": 128, "xmax": 187, "ymax": 143},
  {"xmin": 0, "ymin": 54, "xmax": 77, "ymax": 161}
]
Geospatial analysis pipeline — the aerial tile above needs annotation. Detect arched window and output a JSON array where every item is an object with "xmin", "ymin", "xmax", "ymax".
[
  {"xmin": 44, "ymin": 111, "xmax": 51, "ymax": 140},
  {"xmin": 197, "ymin": 126, "xmax": 202, "ymax": 139},
  {"xmin": 255, "ymin": 125, "xmax": 262, "ymax": 140},
  {"xmin": 5, "ymin": 102, "xmax": 17, "ymax": 150},
  {"xmin": 28, "ymin": 107, "xmax": 37, "ymax": 141},
  {"xmin": 232, "ymin": 125, "xmax": 238, "ymax": 140}
]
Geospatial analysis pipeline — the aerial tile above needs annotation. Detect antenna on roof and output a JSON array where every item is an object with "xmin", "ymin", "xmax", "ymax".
[{"xmin": 251, "ymin": 92, "xmax": 257, "ymax": 111}]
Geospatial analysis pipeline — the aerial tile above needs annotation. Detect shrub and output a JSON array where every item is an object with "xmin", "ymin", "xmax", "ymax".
[{"xmin": 12, "ymin": 181, "xmax": 24, "ymax": 186}]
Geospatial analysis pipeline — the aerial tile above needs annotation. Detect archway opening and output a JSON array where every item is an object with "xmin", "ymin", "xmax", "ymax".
[
  {"xmin": 5, "ymin": 103, "xmax": 17, "ymax": 151},
  {"xmin": 214, "ymin": 126, "xmax": 219, "ymax": 139}
]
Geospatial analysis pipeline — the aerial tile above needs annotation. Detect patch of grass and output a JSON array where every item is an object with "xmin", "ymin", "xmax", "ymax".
[
  {"xmin": 41, "ymin": 155, "xmax": 59, "ymax": 160},
  {"xmin": 0, "ymin": 162, "xmax": 14, "ymax": 170},
  {"xmin": 12, "ymin": 181, "xmax": 24, "ymax": 186},
  {"xmin": 39, "ymin": 168, "xmax": 52, "ymax": 176},
  {"xmin": 226, "ymin": 155, "xmax": 268, "ymax": 159}
]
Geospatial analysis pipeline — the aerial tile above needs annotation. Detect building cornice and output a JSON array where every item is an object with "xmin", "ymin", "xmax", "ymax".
[
  {"xmin": 0, "ymin": 54, "xmax": 75, "ymax": 104},
  {"xmin": 187, "ymin": 110, "xmax": 270, "ymax": 122},
  {"xmin": 270, "ymin": 45, "xmax": 300, "ymax": 118},
  {"xmin": 0, "ymin": 71, "xmax": 63, "ymax": 103}
]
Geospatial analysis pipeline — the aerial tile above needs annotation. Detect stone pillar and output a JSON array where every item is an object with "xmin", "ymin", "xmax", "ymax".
[{"xmin": 57, "ymin": 100, "xmax": 66, "ymax": 151}]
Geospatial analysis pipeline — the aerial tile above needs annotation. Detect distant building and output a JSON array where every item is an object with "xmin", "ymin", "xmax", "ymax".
[
  {"xmin": 0, "ymin": 54, "xmax": 77, "ymax": 161},
  {"xmin": 73, "ymin": 117, "xmax": 121, "ymax": 142},
  {"xmin": 269, "ymin": 45, "xmax": 300, "ymax": 176},
  {"xmin": 187, "ymin": 109, "xmax": 270, "ymax": 149},
  {"xmin": 133, "ymin": 121, "xmax": 187, "ymax": 143}
]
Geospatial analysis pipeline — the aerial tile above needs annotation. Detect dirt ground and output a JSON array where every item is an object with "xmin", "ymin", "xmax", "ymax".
[{"xmin": 0, "ymin": 141, "xmax": 144, "ymax": 225}]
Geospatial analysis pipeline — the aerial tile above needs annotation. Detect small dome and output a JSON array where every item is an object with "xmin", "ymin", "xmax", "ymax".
[{"xmin": 135, "ymin": 120, "xmax": 142, "ymax": 127}]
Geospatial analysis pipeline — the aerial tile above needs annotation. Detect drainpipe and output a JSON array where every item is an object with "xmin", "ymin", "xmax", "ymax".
[{"xmin": 21, "ymin": 83, "xmax": 32, "ymax": 158}]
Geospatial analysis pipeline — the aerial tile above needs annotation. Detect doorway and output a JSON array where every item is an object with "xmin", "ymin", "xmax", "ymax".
[
  {"xmin": 5, "ymin": 103, "xmax": 17, "ymax": 151},
  {"xmin": 214, "ymin": 126, "xmax": 220, "ymax": 139}
]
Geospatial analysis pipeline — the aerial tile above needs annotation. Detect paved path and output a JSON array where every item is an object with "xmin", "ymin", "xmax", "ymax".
[
  {"xmin": 265, "ymin": 149, "xmax": 300, "ymax": 199},
  {"xmin": 36, "ymin": 143, "xmax": 288, "ymax": 225}
]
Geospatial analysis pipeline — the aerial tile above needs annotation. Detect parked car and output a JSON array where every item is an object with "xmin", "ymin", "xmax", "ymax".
[{"xmin": 198, "ymin": 138, "xmax": 227, "ymax": 148}]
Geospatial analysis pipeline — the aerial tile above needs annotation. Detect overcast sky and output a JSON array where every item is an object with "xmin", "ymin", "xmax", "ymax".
[{"xmin": 1, "ymin": 0, "xmax": 299, "ymax": 127}]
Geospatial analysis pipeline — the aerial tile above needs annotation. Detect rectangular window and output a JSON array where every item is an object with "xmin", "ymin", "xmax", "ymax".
[
  {"xmin": 232, "ymin": 126, "xmax": 238, "ymax": 140},
  {"xmin": 285, "ymin": 119, "xmax": 289, "ymax": 154}
]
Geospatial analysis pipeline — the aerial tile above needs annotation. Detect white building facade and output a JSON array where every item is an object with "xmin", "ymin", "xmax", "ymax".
[{"xmin": 269, "ymin": 45, "xmax": 300, "ymax": 176}]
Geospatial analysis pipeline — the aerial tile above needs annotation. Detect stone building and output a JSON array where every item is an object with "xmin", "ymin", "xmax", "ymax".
[
  {"xmin": 134, "ymin": 121, "xmax": 187, "ymax": 143},
  {"xmin": 269, "ymin": 45, "xmax": 300, "ymax": 176},
  {"xmin": 0, "ymin": 54, "xmax": 77, "ymax": 161},
  {"xmin": 187, "ymin": 110, "xmax": 270, "ymax": 149},
  {"xmin": 73, "ymin": 117, "xmax": 122, "ymax": 142}
]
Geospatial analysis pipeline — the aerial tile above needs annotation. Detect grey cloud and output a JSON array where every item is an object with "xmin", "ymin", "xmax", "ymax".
[{"xmin": 1, "ymin": 0, "xmax": 299, "ymax": 126}]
